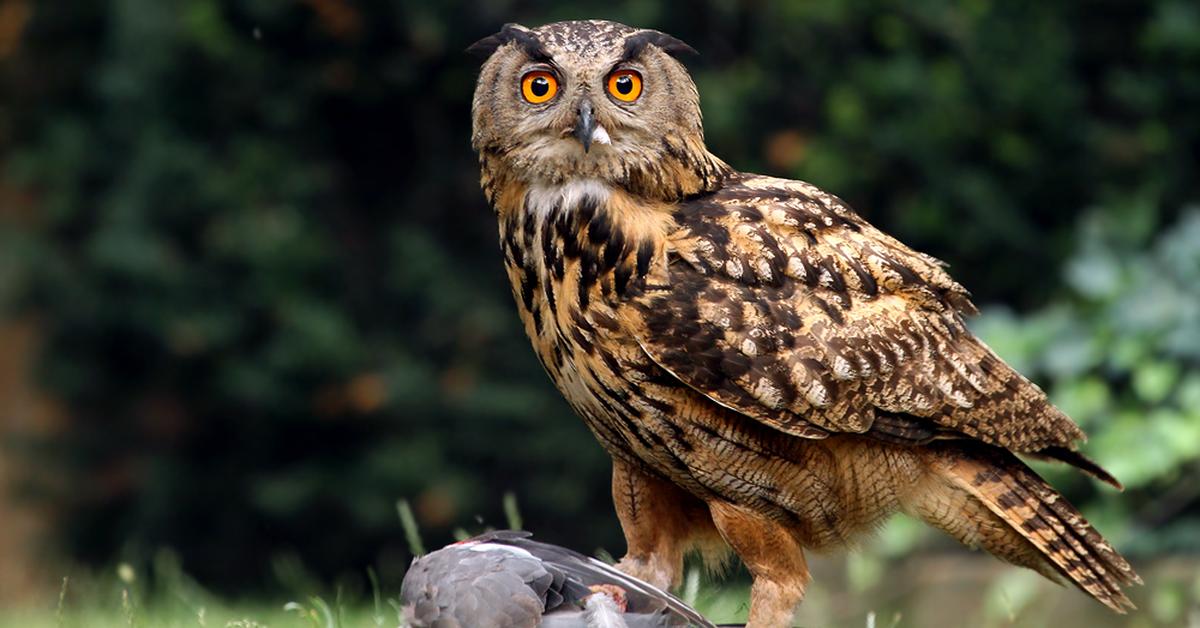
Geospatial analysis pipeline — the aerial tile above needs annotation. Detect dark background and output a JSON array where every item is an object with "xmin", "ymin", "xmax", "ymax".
[{"xmin": 1, "ymin": 0, "xmax": 1198, "ymax": 610}]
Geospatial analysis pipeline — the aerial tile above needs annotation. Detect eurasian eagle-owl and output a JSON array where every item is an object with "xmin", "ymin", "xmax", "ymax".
[{"xmin": 468, "ymin": 20, "xmax": 1139, "ymax": 627}]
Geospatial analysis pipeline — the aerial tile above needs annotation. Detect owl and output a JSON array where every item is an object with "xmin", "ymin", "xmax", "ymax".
[{"xmin": 469, "ymin": 20, "xmax": 1139, "ymax": 627}]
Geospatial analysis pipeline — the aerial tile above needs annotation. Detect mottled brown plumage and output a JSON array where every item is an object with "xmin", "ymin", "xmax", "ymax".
[{"xmin": 470, "ymin": 20, "xmax": 1139, "ymax": 626}]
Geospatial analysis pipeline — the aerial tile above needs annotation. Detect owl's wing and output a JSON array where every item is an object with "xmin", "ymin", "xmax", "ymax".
[{"xmin": 623, "ymin": 174, "xmax": 1091, "ymax": 460}]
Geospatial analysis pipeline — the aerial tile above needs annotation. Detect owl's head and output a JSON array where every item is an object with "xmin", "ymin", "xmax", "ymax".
[{"xmin": 470, "ymin": 21, "xmax": 729, "ymax": 201}]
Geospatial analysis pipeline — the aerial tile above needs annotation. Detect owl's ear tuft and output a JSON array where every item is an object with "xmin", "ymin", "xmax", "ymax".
[
  {"xmin": 622, "ymin": 30, "xmax": 698, "ymax": 61},
  {"xmin": 467, "ymin": 23, "xmax": 550, "ymax": 62}
]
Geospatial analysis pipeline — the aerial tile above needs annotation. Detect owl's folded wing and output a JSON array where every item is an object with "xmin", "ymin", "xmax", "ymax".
[{"xmin": 622, "ymin": 174, "xmax": 1094, "ymax": 462}]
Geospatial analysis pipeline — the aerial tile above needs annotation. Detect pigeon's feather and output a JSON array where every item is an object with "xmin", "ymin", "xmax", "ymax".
[{"xmin": 400, "ymin": 531, "xmax": 716, "ymax": 627}]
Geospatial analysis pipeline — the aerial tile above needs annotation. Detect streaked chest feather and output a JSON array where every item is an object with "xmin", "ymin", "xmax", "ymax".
[
  {"xmin": 496, "ymin": 181, "xmax": 667, "ymax": 416},
  {"xmin": 499, "ymin": 181, "xmax": 656, "ymax": 352}
]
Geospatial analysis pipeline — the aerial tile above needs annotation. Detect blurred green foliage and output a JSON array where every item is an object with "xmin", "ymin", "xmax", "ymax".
[
  {"xmin": 974, "ymin": 207, "xmax": 1200, "ymax": 556},
  {"xmin": 1, "ymin": 0, "xmax": 1198, "ymax": 594}
]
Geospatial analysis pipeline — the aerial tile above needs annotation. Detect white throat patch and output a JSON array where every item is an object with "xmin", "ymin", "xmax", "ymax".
[{"xmin": 526, "ymin": 179, "xmax": 611, "ymax": 220}]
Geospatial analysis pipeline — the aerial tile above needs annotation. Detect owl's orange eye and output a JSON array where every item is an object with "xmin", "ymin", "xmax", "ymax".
[
  {"xmin": 607, "ymin": 70, "xmax": 642, "ymax": 102},
  {"xmin": 521, "ymin": 71, "xmax": 558, "ymax": 104}
]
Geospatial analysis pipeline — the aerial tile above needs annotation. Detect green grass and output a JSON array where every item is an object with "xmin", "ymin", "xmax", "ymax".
[
  {"xmin": 0, "ymin": 499, "xmax": 752, "ymax": 628},
  {"xmin": 3, "ymin": 500, "xmax": 1195, "ymax": 627},
  {"xmin": 0, "ymin": 566, "xmax": 751, "ymax": 628},
  {"xmin": 3, "ymin": 558, "xmax": 1198, "ymax": 627},
  {"xmin": 8, "ymin": 554, "xmax": 1199, "ymax": 628}
]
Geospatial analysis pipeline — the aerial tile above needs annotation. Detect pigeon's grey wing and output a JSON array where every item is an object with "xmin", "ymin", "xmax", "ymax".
[
  {"xmin": 416, "ymin": 532, "xmax": 716, "ymax": 627},
  {"xmin": 453, "ymin": 530, "xmax": 589, "ymax": 612},
  {"xmin": 400, "ymin": 544, "xmax": 549, "ymax": 628},
  {"xmin": 498, "ymin": 536, "xmax": 716, "ymax": 627},
  {"xmin": 473, "ymin": 529, "xmax": 536, "ymax": 543}
]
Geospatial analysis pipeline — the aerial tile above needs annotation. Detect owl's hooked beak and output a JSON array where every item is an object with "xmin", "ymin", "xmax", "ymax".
[{"xmin": 573, "ymin": 99, "xmax": 598, "ymax": 152}]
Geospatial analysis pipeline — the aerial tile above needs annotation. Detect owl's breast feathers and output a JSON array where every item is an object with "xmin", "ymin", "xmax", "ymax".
[{"xmin": 494, "ymin": 172, "xmax": 1116, "ymax": 487}]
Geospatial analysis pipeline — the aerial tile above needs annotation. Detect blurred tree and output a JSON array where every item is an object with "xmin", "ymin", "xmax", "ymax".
[{"xmin": 0, "ymin": 0, "xmax": 1197, "ymax": 593}]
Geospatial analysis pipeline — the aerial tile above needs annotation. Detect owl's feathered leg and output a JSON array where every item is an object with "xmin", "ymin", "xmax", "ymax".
[
  {"xmin": 708, "ymin": 500, "xmax": 810, "ymax": 628},
  {"xmin": 611, "ymin": 458, "xmax": 721, "ymax": 591}
]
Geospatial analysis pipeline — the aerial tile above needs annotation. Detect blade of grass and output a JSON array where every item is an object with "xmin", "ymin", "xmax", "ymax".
[
  {"xmin": 397, "ymin": 499, "xmax": 426, "ymax": 556},
  {"xmin": 121, "ymin": 588, "xmax": 135, "ymax": 628},
  {"xmin": 308, "ymin": 596, "xmax": 336, "ymax": 628},
  {"xmin": 56, "ymin": 576, "xmax": 68, "ymax": 628},
  {"xmin": 502, "ymin": 491, "xmax": 522, "ymax": 530},
  {"xmin": 682, "ymin": 567, "xmax": 700, "ymax": 606},
  {"xmin": 367, "ymin": 567, "xmax": 384, "ymax": 627}
]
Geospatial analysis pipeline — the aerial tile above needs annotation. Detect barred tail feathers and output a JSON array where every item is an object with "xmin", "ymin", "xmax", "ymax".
[{"xmin": 931, "ymin": 445, "xmax": 1140, "ymax": 613}]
